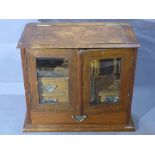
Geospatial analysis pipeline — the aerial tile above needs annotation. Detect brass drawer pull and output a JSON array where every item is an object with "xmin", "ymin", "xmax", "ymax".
[
  {"xmin": 72, "ymin": 114, "xmax": 87, "ymax": 122},
  {"xmin": 41, "ymin": 85, "xmax": 57, "ymax": 93},
  {"xmin": 41, "ymin": 98, "xmax": 58, "ymax": 104}
]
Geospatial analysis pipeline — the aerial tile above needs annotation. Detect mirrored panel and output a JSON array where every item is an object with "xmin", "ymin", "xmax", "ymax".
[
  {"xmin": 36, "ymin": 58, "xmax": 69, "ymax": 104},
  {"xmin": 90, "ymin": 58, "xmax": 121, "ymax": 105}
]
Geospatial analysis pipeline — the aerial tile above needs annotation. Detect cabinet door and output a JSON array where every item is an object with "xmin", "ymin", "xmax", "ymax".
[
  {"xmin": 26, "ymin": 49, "xmax": 79, "ymax": 124},
  {"xmin": 83, "ymin": 49, "xmax": 132, "ymax": 124}
]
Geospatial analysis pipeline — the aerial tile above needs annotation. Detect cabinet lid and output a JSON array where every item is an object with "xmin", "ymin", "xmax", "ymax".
[{"xmin": 17, "ymin": 22, "xmax": 140, "ymax": 48}]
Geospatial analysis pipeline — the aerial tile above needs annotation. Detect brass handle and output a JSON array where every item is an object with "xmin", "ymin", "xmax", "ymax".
[
  {"xmin": 41, "ymin": 98, "xmax": 58, "ymax": 104},
  {"xmin": 72, "ymin": 114, "xmax": 87, "ymax": 122},
  {"xmin": 42, "ymin": 85, "xmax": 57, "ymax": 93},
  {"xmin": 50, "ymin": 87, "xmax": 56, "ymax": 92}
]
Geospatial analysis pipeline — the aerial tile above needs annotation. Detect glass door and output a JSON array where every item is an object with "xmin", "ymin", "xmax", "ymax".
[
  {"xmin": 26, "ymin": 49, "xmax": 78, "ymax": 113},
  {"xmin": 83, "ymin": 49, "xmax": 132, "ymax": 114}
]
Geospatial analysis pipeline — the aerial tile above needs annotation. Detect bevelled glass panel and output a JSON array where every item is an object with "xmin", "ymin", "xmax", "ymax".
[
  {"xmin": 90, "ymin": 58, "xmax": 121, "ymax": 105},
  {"xmin": 36, "ymin": 58, "xmax": 69, "ymax": 104}
]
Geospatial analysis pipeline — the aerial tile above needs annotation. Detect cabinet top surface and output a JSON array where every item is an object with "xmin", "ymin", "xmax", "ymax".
[{"xmin": 17, "ymin": 22, "xmax": 140, "ymax": 49}]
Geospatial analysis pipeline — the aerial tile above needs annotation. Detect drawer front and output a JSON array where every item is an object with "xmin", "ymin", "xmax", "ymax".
[{"xmin": 38, "ymin": 78, "xmax": 68, "ymax": 95}]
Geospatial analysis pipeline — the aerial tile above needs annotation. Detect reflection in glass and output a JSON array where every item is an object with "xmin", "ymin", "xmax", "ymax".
[
  {"xmin": 90, "ymin": 58, "xmax": 121, "ymax": 105},
  {"xmin": 37, "ymin": 58, "xmax": 68, "ymax": 78},
  {"xmin": 36, "ymin": 58, "xmax": 69, "ymax": 104}
]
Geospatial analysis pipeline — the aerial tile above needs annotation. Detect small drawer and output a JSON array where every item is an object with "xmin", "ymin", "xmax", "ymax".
[
  {"xmin": 38, "ymin": 77, "xmax": 68, "ymax": 94},
  {"xmin": 40, "ymin": 93, "xmax": 68, "ymax": 104}
]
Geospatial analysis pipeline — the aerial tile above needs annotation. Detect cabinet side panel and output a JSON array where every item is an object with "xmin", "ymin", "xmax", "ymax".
[
  {"xmin": 21, "ymin": 48, "xmax": 31, "ymax": 124},
  {"xmin": 126, "ymin": 48, "xmax": 138, "ymax": 123}
]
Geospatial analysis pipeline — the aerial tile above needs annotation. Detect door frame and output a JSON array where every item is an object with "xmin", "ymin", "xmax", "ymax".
[
  {"xmin": 83, "ymin": 48, "xmax": 132, "ymax": 114},
  {"xmin": 26, "ymin": 48, "xmax": 79, "ymax": 113}
]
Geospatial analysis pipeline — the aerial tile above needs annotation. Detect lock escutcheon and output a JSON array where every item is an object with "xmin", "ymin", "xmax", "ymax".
[{"xmin": 72, "ymin": 114, "xmax": 87, "ymax": 122}]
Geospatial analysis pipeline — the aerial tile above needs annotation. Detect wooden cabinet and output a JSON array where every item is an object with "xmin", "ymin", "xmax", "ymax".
[{"xmin": 18, "ymin": 22, "xmax": 140, "ymax": 132}]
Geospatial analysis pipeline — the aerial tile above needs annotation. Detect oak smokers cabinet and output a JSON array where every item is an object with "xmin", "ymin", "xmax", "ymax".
[{"xmin": 18, "ymin": 22, "xmax": 140, "ymax": 132}]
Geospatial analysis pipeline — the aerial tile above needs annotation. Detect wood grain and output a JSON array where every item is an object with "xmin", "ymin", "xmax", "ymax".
[
  {"xmin": 126, "ymin": 48, "xmax": 138, "ymax": 123},
  {"xmin": 20, "ymin": 48, "xmax": 31, "ymax": 124},
  {"xmin": 17, "ymin": 22, "xmax": 140, "ymax": 48},
  {"xmin": 23, "ymin": 112, "xmax": 135, "ymax": 132}
]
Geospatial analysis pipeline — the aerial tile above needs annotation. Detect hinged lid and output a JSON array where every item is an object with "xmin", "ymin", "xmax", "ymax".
[{"xmin": 17, "ymin": 22, "xmax": 140, "ymax": 48}]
